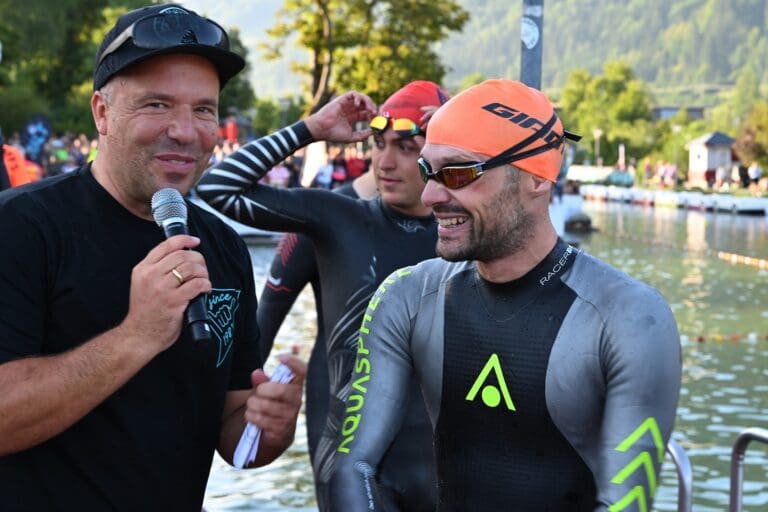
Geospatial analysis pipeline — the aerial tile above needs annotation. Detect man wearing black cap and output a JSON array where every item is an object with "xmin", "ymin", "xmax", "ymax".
[{"xmin": 0, "ymin": 5, "xmax": 305, "ymax": 510}]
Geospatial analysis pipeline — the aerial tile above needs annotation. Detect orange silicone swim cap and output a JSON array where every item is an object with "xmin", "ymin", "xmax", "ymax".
[{"xmin": 427, "ymin": 79, "xmax": 579, "ymax": 182}]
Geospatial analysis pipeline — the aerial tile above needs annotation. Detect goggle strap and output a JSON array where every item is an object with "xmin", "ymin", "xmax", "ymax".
[
  {"xmin": 501, "ymin": 138, "xmax": 565, "ymax": 166},
  {"xmin": 564, "ymin": 130, "xmax": 582, "ymax": 142},
  {"xmin": 483, "ymin": 113, "xmax": 558, "ymax": 168}
]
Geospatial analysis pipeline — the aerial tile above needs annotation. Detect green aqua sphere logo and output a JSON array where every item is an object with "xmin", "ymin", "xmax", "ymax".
[{"xmin": 465, "ymin": 353, "xmax": 516, "ymax": 410}]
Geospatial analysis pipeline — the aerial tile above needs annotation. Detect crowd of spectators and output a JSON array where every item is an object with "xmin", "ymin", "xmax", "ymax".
[
  {"xmin": 308, "ymin": 144, "xmax": 370, "ymax": 190},
  {"xmin": 2, "ymin": 125, "xmax": 373, "ymax": 193},
  {"xmin": 1, "ymin": 131, "xmax": 97, "ymax": 182}
]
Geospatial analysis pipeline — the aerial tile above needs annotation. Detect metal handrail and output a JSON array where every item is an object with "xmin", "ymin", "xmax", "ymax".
[
  {"xmin": 666, "ymin": 439, "xmax": 693, "ymax": 512},
  {"xmin": 729, "ymin": 427, "xmax": 768, "ymax": 512}
]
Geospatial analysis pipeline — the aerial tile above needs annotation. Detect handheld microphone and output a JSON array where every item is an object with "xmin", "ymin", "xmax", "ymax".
[{"xmin": 151, "ymin": 188, "xmax": 211, "ymax": 342}]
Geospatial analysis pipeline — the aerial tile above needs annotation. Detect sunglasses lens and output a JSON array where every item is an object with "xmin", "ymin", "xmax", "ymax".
[
  {"xmin": 442, "ymin": 166, "xmax": 480, "ymax": 189},
  {"xmin": 391, "ymin": 118, "xmax": 420, "ymax": 137},
  {"xmin": 133, "ymin": 13, "xmax": 228, "ymax": 50},
  {"xmin": 370, "ymin": 116, "xmax": 389, "ymax": 132},
  {"xmin": 370, "ymin": 117, "xmax": 421, "ymax": 136},
  {"xmin": 419, "ymin": 159, "xmax": 483, "ymax": 189}
]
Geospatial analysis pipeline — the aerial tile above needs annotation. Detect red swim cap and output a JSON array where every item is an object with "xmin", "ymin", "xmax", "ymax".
[{"xmin": 379, "ymin": 80, "xmax": 450, "ymax": 130}]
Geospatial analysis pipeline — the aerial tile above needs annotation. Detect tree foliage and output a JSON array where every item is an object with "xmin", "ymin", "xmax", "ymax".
[
  {"xmin": 262, "ymin": 0, "xmax": 468, "ymax": 110},
  {"xmin": 708, "ymin": 65, "xmax": 763, "ymax": 134},
  {"xmin": 0, "ymin": 1, "xmax": 256, "ymax": 136},
  {"xmin": 0, "ymin": 1, "xmax": 141, "ymax": 134},
  {"xmin": 438, "ymin": 0, "xmax": 768, "ymax": 103},
  {"xmin": 219, "ymin": 28, "xmax": 257, "ymax": 119},
  {"xmin": 734, "ymin": 101, "xmax": 768, "ymax": 168},
  {"xmin": 558, "ymin": 62, "xmax": 656, "ymax": 165},
  {"xmin": 251, "ymin": 96, "xmax": 305, "ymax": 137}
]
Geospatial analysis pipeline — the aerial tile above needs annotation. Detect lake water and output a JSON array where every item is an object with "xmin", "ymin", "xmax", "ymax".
[{"xmin": 204, "ymin": 196, "xmax": 768, "ymax": 511}]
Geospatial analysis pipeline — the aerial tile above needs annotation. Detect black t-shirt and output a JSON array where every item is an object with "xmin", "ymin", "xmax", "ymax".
[{"xmin": 0, "ymin": 166, "xmax": 261, "ymax": 511}]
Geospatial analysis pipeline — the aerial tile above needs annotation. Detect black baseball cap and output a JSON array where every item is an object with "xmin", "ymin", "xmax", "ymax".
[{"xmin": 93, "ymin": 4, "xmax": 245, "ymax": 91}]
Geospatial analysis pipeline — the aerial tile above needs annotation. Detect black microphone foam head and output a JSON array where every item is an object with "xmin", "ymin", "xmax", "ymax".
[{"xmin": 151, "ymin": 188, "xmax": 188, "ymax": 227}]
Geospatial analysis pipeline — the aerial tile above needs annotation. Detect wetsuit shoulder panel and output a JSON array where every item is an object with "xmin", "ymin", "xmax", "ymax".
[{"xmin": 549, "ymin": 251, "xmax": 682, "ymax": 511}]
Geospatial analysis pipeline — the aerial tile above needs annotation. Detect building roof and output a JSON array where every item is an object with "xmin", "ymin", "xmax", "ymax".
[{"xmin": 687, "ymin": 131, "xmax": 735, "ymax": 147}]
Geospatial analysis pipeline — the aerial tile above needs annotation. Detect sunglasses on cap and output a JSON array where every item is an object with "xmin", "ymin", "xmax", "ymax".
[
  {"xmin": 419, "ymin": 114, "xmax": 581, "ymax": 189},
  {"xmin": 369, "ymin": 116, "xmax": 423, "ymax": 138},
  {"xmin": 97, "ymin": 11, "xmax": 230, "ymax": 67}
]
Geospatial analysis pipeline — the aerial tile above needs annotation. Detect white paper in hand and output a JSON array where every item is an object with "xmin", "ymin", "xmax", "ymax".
[{"xmin": 233, "ymin": 363, "xmax": 294, "ymax": 469}]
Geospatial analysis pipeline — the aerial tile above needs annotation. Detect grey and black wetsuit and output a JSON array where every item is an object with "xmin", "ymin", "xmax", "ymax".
[
  {"xmin": 330, "ymin": 240, "xmax": 682, "ymax": 511},
  {"xmin": 197, "ymin": 122, "xmax": 438, "ymax": 511}
]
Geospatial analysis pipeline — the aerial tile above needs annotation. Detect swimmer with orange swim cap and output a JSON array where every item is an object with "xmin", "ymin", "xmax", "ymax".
[{"xmin": 328, "ymin": 79, "xmax": 682, "ymax": 511}]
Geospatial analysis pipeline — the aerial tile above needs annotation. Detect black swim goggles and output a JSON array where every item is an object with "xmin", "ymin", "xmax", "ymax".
[
  {"xmin": 97, "ymin": 10, "xmax": 230, "ymax": 66},
  {"xmin": 418, "ymin": 114, "xmax": 581, "ymax": 189}
]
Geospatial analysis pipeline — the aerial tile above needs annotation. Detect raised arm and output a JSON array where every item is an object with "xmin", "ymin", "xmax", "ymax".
[{"xmin": 196, "ymin": 91, "xmax": 376, "ymax": 232}]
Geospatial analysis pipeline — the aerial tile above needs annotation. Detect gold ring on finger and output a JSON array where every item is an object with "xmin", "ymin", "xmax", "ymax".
[{"xmin": 171, "ymin": 268, "xmax": 184, "ymax": 285}]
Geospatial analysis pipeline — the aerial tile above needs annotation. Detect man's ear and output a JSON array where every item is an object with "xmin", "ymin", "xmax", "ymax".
[
  {"xmin": 528, "ymin": 174, "xmax": 553, "ymax": 199},
  {"xmin": 91, "ymin": 91, "xmax": 109, "ymax": 136}
]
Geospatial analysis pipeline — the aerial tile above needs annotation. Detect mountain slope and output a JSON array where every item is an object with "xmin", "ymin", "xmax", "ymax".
[
  {"xmin": 186, "ymin": 0, "xmax": 768, "ymax": 101},
  {"xmin": 437, "ymin": 0, "xmax": 768, "ymax": 96}
]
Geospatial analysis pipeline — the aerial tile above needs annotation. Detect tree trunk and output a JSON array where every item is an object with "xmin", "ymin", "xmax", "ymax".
[{"xmin": 308, "ymin": 0, "xmax": 334, "ymax": 114}]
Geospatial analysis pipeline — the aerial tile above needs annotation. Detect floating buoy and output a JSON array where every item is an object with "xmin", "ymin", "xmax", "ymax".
[
  {"xmin": 684, "ymin": 332, "xmax": 767, "ymax": 344},
  {"xmin": 604, "ymin": 231, "xmax": 768, "ymax": 269},
  {"xmin": 716, "ymin": 251, "xmax": 768, "ymax": 269}
]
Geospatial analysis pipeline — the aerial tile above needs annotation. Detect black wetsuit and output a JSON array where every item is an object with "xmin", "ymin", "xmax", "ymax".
[
  {"xmin": 329, "ymin": 240, "xmax": 682, "ymax": 511},
  {"xmin": 197, "ymin": 122, "xmax": 438, "ymax": 511},
  {"xmin": 258, "ymin": 183, "xmax": 358, "ymax": 464}
]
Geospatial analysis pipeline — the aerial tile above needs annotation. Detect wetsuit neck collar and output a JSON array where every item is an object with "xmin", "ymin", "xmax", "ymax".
[
  {"xmin": 475, "ymin": 238, "xmax": 577, "ymax": 292},
  {"xmin": 379, "ymin": 197, "xmax": 435, "ymax": 222}
]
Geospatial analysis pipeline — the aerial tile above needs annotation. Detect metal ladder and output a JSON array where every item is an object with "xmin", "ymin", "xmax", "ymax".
[
  {"xmin": 729, "ymin": 427, "xmax": 768, "ymax": 512},
  {"xmin": 667, "ymin": 439, "xmax": 693, "ymax": 512}
]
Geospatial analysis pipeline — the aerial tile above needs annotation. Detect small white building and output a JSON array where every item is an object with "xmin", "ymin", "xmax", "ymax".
[{"xmin": 686, "ymin": 132, "xmax": 734, "ymax": 188}]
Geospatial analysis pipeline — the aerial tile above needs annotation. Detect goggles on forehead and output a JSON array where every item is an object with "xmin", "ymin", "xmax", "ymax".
[
  {"xmin": 97, "ymin": 11, "xmax": 230, "ymax": 67},
  {"xmin": 419, "ymin": 114, "xmax": 581, "ymax": 189},
  {"xmin": 369, "ymin": 115, "xmax": 423, "ymax": 138}
]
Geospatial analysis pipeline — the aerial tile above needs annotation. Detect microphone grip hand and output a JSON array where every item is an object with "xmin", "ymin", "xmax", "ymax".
[
  {"xmin": 187, "ymin": 295, "xmax": 212, "ymax": 342},
  {"xmin": 163, "ymin": 221, "xmax": 211, "ymax": 342}
]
